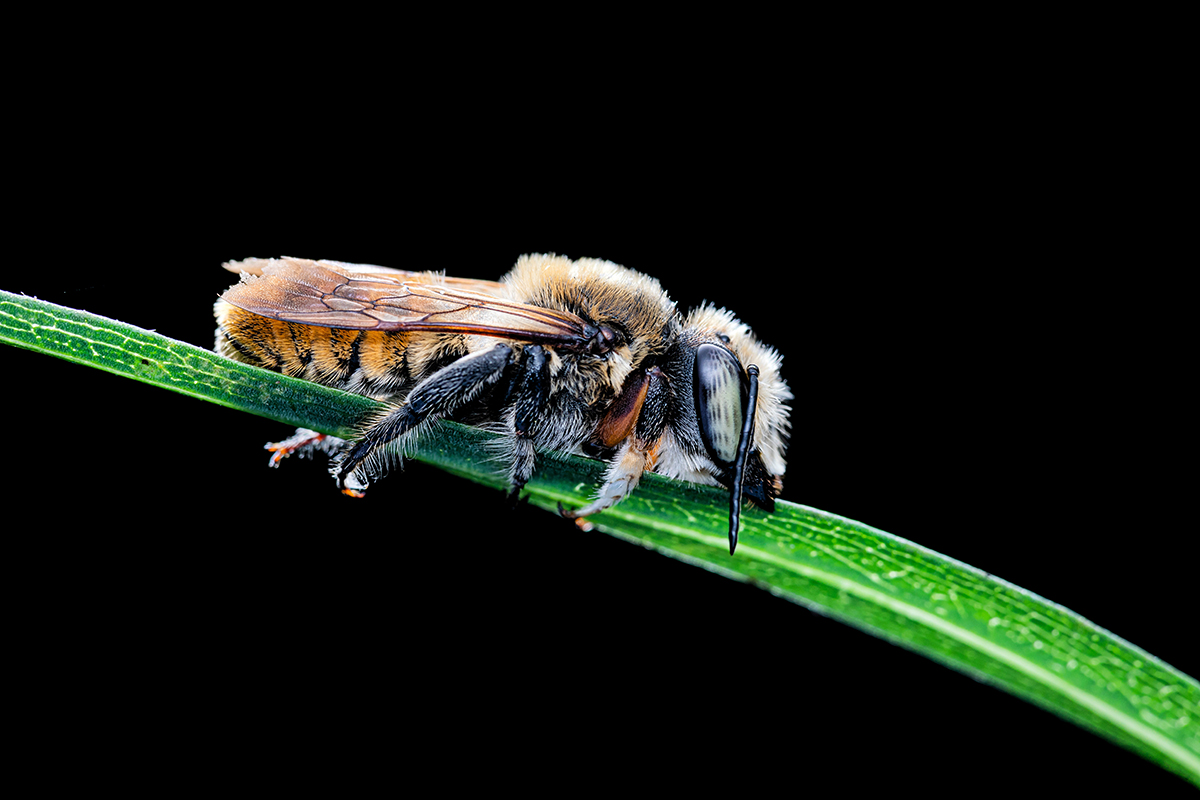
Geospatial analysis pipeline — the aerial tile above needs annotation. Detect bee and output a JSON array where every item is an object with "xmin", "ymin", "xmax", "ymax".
[{"xmin": 214, "ymin": 255, "xmax": 791, "ymax": 553}]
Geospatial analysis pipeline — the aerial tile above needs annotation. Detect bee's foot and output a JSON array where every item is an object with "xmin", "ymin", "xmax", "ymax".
[
  {"xmin": 506, "ymin": 486, "xmax": 526, "ymax": 511},
  {"xmin": 265, "ymin": 428, "xmax": 328, "ymax": 467},
  {"xmin": 556, "ymin": 503, "xmax": 596, "ymax": 531},
  {"xmin": 266, "ymin": 429, "xmax": 326, "ymax": 465},
  {"xmin": 334, "ymin": 464, "xmax": 370, "ymax": 496}
]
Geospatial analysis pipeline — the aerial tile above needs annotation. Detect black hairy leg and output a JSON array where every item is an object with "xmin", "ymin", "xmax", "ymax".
[
  {"xmin": 334, "ymin": 343, "xmax": 513, "ymax": 491},
  {"xmin": 506, "ymin": 344, "xmax": 551, "ymax": 497}
]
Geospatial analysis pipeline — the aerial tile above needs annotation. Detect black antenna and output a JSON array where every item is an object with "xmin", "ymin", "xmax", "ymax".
[{"xmin": 728, "ymin": 364, "xmax": 760, "ymax": 555}]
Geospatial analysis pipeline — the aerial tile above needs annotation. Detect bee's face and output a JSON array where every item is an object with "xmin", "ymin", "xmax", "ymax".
[
  {"xmin": 684, "ymin": 304, "xmax": 791, "ymax": 481},
  {"xmin": 639, "ymin": 305, "xmax": 790, "ymax": 511}
]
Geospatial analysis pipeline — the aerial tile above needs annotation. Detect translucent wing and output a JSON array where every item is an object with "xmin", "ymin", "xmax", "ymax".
[
  {"xmin": 221, "ymin": 256, "xmax": 592, "ymax": 345},
  {"xmin": 224, "ymin": 257, "xmax": 510, "ymax": 297}
]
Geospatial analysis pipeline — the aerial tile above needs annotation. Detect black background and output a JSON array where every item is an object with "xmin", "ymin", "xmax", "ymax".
[{"xmin": 6, "ymin": 51, "xmax": 1194, "ymax": 793}]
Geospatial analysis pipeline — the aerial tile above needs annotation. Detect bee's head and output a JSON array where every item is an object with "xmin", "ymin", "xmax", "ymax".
[{"xmin": 683, "ymin": 306, "xmax": 792, "ymax": 552}]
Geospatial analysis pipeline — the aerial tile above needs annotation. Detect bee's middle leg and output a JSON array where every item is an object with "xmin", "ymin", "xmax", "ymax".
[{"xmin": 505, "ymin": 344, "xmax": 550, "ymax": 501}]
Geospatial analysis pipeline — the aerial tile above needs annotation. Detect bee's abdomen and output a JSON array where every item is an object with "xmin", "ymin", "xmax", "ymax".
[{"xmin": 214, "ymin": 301, "xmax": 421, "ymax": 400}]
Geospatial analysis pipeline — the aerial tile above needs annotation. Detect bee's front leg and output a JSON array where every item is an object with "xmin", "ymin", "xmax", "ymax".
[
  {"xmin": 558, "ymin": 437, "xmax": 662, "ymax": 519},
  {"xmin": 559, "ymin": 366, "xmax": 669, "ymax": 520}
]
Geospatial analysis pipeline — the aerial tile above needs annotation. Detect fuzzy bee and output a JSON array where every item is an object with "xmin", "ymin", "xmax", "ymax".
[{"xmin": 214, "ymin": 255, "xmax": 791, "ymax": 553}]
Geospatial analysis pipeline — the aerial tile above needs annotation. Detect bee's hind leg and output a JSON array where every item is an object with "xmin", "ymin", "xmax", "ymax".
[{"xmin": 334, "ymin": 343, "xmax": 514, "ymax": 491}]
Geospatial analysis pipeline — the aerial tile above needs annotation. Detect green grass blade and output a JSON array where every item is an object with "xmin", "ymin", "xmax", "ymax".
[
  {"xmin": 0, "ymin": 289, "xmax": 374, "ymax": 439},
  {"xmin": 3, "ymin": 289, "xmax": 1198, "ymax": 786}
]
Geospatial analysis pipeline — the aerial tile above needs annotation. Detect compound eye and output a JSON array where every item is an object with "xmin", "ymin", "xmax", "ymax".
[{"xmin": 694, "ymin": 343, "xmax": 746, "ymax": 470}]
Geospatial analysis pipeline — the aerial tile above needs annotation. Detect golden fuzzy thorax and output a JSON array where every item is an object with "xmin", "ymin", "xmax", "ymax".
[
  {"xmin": 502, "ymin": 254, "xmax": 681, "ymax": 403},
  {"xmin": 504, "ymin": 255, "xmax": 677, "ymax": 359}
]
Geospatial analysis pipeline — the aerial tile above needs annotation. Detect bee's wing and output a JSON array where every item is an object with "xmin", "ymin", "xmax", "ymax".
[
  {"xmin": 221, "ymin": 257, "xmax": 591, "ymax": 345},
  {"xmin": 225, "ymin": 256, "xmax": 510, "ymax": 297}
]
